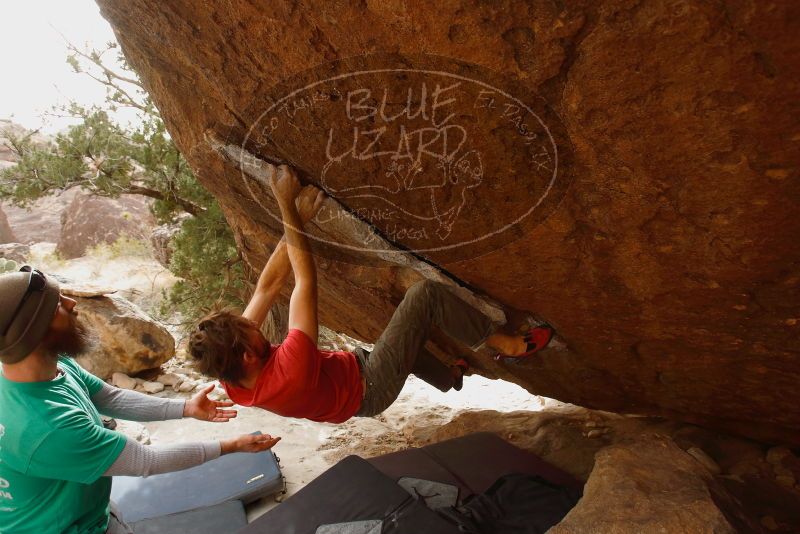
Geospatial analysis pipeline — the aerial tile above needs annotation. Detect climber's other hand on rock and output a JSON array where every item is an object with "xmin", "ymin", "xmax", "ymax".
[
  {"xmin": 297, "ymin": 185, "xmax": 326, "ymax": 224},
  {"xmin": 270, "ymin": 164, "xmax": 302, "ymax": 207}
]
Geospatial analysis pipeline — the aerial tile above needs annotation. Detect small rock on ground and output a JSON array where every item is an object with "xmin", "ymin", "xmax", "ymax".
[
  {"xmin": 156, "ymin": 373, "xmax": 182, "ymax": 386},
  {"xmin": 142, "ymin": 381, "xmax": 165, "ymax": 394},
  {"xmin": 177, "ymin": 380, "xmax": 197, "ymax": 392},
  {"xmin": 111, "ymin": 372, "xmax": 136, "ymax": 390}
]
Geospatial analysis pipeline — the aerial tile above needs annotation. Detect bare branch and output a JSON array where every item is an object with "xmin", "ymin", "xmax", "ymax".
[
  {"xmin": 63, "ymin": 39, "xmax": 144, "ymax": 89},
  {"xmin": 81, "ymin": 71, "xmax": 148, "ymax": 113}
]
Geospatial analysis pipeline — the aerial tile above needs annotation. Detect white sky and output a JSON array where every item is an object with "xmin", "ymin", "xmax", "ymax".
[{"xmin": 0, "ymin": 1, "xmax": 138, "ymax": 133}]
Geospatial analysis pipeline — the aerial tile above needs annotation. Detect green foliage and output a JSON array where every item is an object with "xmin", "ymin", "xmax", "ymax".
[
  {"xmin": 0, "ymin": 259, "xmax": 19, "ymax": 274},
  {"xmin": 87, "ymin": 235, "xmax": 152, "ymax": 260},
  {"xmin": 0, "ymin": 42, "xmax": 244, "ymax": 323},
  {"xmin": 1, "ymin": 104, "xmax": 209, "ymax": 221},
  {"xmin": 160, "ymin": 203, "xmax": 246, "ymax": 319}
]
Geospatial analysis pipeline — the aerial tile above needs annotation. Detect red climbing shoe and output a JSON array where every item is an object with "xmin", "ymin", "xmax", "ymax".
[
  {"xmin": 493, "ymin": 324, "xmax": 554, "ymax": 362},
  {"xmin": 452, "ymin": 358, "xmax": 469, "ymax": 391}
]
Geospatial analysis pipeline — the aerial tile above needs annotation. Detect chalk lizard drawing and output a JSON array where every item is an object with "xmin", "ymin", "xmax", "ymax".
[{"xmin": 320, "ymin": 121, "xmax": 484, "ymax": 240}]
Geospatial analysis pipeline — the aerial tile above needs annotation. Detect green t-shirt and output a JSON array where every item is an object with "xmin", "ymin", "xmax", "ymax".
[{"xmin": 0, "ymin": 357, "xmax": 126, "ymax": 534}]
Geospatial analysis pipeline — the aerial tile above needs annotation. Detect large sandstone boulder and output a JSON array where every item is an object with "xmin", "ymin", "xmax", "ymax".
[
  {"xmin": 1, "ymin": 189, "xmax": 79, "ymax": 245},
  {"xmin": 550, "ymin": 438, "xmax": 738, "ymax": 533},
  {"xmin": 96, "ymin": 0, "xmax": 800, "ymax": 444},
  {"xmin": 0, "ymin": 206, "xmax": 15, "ymax": 244},
  {"xmin": 56, "ymin": 192, "xmax": 155, "ymax": 259},
  {"xmin": 63, "ymin": 288, "xmax": 175, "ymax": 379}
]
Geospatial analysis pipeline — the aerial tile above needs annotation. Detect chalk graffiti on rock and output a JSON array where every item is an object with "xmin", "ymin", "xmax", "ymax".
[
  {"xmin": 240, "ymin": 56, "xmax": 570, "ymax": 261},
  {"xmin": 319, "ymin": 82, "xmax": 482, "ymax": 240}
]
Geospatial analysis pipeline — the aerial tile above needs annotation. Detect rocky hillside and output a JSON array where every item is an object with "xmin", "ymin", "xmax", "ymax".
[{"xmin": 96, "ymin": 0, "xmax": 800, "ymax": 445}]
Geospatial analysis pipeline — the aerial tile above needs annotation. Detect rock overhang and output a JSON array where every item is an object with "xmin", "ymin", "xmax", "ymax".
[{"xmin": 96, "ymin": 0, "xmax": 800, "ymax": 445}]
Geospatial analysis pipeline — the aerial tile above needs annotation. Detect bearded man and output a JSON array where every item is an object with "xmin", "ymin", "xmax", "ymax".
[{"xmin": 0, "ymin": 266, "xmax": 280, "ymax": 534}]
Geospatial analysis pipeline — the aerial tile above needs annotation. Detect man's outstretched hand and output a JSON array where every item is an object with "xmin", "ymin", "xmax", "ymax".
[
  {"xmin": 296, "ymin": 185, "xmax": 326, "ymax": 224},
  {"xmin": 183, "ymin": 384, "xmax": 238, "ymax": 422},
  {"xmin": 221, "ymin": 433, "xmax": 281, "ymax": 454}
]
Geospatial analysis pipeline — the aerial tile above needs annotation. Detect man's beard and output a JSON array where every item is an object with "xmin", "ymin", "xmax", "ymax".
[{"xmin": 42, "ymin": 312, "xmax": 95, "ymax": 359}]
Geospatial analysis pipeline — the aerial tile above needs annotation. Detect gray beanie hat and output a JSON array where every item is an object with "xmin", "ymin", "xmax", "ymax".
[{"xmin": 0, "ymin": 266, "xmax": 61, "ymax": 364}]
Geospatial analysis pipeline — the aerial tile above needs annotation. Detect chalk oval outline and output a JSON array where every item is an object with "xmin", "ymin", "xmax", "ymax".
[{"xmin": 241, "ymin": 62, "xmax": 561, "ymax": 256}]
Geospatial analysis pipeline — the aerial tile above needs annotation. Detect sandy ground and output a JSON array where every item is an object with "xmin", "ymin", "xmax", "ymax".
[{"xmin": 30, "ymin": 247, "xmax": 558, "ymax": 522}]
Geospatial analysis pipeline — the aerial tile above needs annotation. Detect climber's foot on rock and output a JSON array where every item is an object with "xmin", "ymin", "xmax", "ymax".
[
  {"xmin": 486, "ymin": 332, "xmax": 529, "ymax": 357},
  {"xmin": 487, "ymin": 325, "xmax": 554, "ymax": 360}
]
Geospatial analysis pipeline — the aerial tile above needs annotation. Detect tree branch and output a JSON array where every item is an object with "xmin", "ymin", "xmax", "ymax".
[
  {"xmin": 66, "ymin": 41, "xmax": 145, "ymax": 89},
  {"xmin": 125, "ymin": 184, "xmax": 206, "ymax": 216},
  {"xmin": 82, "ymin": 71, "xmax": 149, "ymax": 113},
  {"xmin": 1, "ymin": 129, "xmax": 42, "ymax": 158},
  {"xmin": 220, "ymin": 254, "xmax": 243, "ymax": 302}
]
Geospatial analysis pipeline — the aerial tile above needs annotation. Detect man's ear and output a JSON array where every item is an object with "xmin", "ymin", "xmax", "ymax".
[{"xmin": 242, "ymin": 351, "xmax": 260, "ymax": 365}]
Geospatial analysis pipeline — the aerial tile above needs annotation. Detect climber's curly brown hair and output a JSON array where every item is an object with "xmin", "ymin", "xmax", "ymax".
[{"xmin": 187, "ymin": 310, "xmax": 267, "ymax": 385}]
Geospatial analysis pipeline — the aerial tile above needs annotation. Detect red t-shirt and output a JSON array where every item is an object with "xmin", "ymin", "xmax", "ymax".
[{"xmin": 222, "ymin": 329, "xmax": 363, "ymax": 424}]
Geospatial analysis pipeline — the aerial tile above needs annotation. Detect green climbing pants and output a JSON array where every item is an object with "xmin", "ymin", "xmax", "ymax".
[{"xmin": 355, "ymin": 279, "xmax": 498, "ymax": 417}]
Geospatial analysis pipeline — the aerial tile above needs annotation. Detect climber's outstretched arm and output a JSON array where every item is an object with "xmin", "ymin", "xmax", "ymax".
[
  {"xmin": 243, "ymin": 173, "xmax": 325, "ymax": 329},
  {"xmin": 269, "ymin": 165, "xmax": 320, "ymax": 345},
  {"xmin": 242, "ymin": 238, "xmax": 290, "ymax": 328}
]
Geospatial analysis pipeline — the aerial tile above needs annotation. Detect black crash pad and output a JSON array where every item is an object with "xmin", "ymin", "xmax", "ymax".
[
  {"xmin": 240, "ymin": 433, "xmax": 582, "ymax": 533},
  {"xmin": 240, "ymin": 455, "xmax": 460, "ymax": 534},
  {"xmin": 368, "ymin": 431, "xmax": 582, "ymax": 500}
]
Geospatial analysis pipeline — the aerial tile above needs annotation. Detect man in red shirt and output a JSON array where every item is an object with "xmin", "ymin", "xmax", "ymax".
[{"xmin": 188, "ymin": 165, "xmax": 548, "ymax": 423}]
